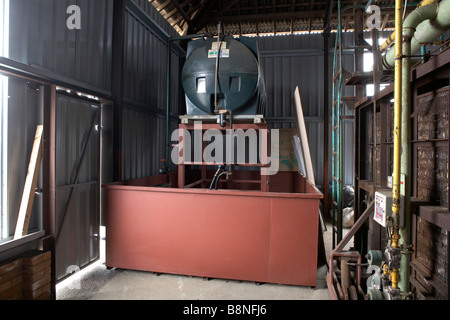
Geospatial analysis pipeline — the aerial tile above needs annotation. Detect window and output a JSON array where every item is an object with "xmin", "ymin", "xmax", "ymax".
[
  {"xmin": 364, "ymin": 37, "xmax": 389, "ymax": 96},
  {"xmin": 0, "ymin": 75, "xmax": 7, "ymax": 240},
  {"xmin": 0, "ymin": 0, "xmax": 8, "ymax": 240}
]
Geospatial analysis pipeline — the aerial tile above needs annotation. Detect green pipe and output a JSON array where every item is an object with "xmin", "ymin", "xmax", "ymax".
[
  {"xmin": 400, "ymin": 42, "xmax": 412, "ymax": 295},
  {"xmin": 383, "ymin": 0, "xmax": 450, "ymax": 294},
  {"xmin": 331, "ymin": 9, "xmax": 338, "ymax": 249},
  {"xmin": 420, "ymin": 45, "xmax": 427, "ymax": 63},
  {"xmin": 337, "ymin": 0, "xmax": 344, "ymax": 245},
  {"xmin": 383, "ymin": 0, "xmax": 450, "ymax": 69},
  {"xmin": 331, "ymin": 56, "xmax": 336, "ymax": 247}
]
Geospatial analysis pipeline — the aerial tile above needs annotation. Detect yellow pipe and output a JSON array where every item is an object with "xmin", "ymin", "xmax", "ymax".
[
  {"xmin": 392, "ymin": 0, "xmax": 403, "ymax": 221},
  {"xmin": 417, "ymin": 0, "xmax": 439, "ymax": 6},
  {"xmin": 379, "ymin": 32, "xmax": 396, "ymax": 52},
  {"xmin": 391, "ymin": 226, "xmax": 400, "ymax": 288},
  {"xmin": 391, "ymin": 268, "xmax": 400, "ymax": 288},
  {"xmin": 390, "ymin": 0, "xmax": 403, "ymax": 292},
  {"xmin": 379, "ymin": 0, "xmax": 439, "ymax": 52}
]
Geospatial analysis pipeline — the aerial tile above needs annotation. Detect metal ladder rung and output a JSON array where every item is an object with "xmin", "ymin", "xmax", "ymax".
[
  {"xmin": 333, "ymin": 70, "xmax": 342, "ymax": 82},
  {"xmin": 333, "ymin": 99, "xmax": 340, "ymax": 106}
]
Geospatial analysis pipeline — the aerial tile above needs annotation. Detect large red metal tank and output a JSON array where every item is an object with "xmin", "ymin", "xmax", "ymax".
[{"xmin": 104, "ymin": 171, "xmax": 322, "ymax": 287}]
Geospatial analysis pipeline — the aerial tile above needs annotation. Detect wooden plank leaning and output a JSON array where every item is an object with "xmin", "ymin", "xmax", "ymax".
[{"xmin": 14, "ymin": 125, "xmax": 44, "ymax": 240}]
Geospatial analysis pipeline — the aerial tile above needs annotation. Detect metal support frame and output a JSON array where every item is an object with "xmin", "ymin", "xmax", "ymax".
[
  {"xmin": 322, "ymin": 0, "xmax": 333, "ymax": 221},
  {"xmin": 176, "ymin": 122, "xmax": 270, "ymax": 192},
  {"xmin": 352, "ymin": 34, "xmax": 450, "ymax": 300},
  {"xmin": 112, "ymin": 0, "xmax": 126, "ymax": 182},
  {"xmin": 326, "ymin": 250, "xmax": 363, "ymax": 300},
  {"xmin": 331, "ymin": 0, "xmax": 344, "ymax": 249},
  {"xmin": 55, "ymin": 109, "xmax": 100, "ymax": 242}
]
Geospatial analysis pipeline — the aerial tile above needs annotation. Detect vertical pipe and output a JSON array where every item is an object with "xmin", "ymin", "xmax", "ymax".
[
  {"xmin": 331, "ymin": 29, "xmax": 338, "ymax": 249},
  {"xmin": 337, "ymin": 0, "xmax": 344, "ymax": 245},
  {"xmin": 43, "ymin": 84, "xmax": 57, "ymax": 300},
  {"xmin": 372, "ymin": 29, "xmax": 379, "ymax": 196},
  {"xmin": 399, "ymin": 40, "xmax": 412, "ymax": 294},
  {"xmin": 112, "ymin": 0, "xmax": 125, "ymax": 182},
  {"xmin": 420, "ymin": 45, "xmax": 426, "ymax": 63},
  {"xmin": 166, "ymin": 40, "xmax": 171, "ymax": 170},
  {"xmin": 391, "ymin": 0, "xmax": 404, "ymax": 290},
  {"xmin": 323, "ymin": 30, "xmax": 330, "ymax": 220},
  {"xmin": 214, "ymin": 22, "xmax": 221, "ymax": 111}
]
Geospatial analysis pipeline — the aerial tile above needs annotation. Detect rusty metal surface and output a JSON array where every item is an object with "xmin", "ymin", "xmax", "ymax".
[
  {"xmin": 417, "ymin": 88, "xmax": 449, "ymax": 141},
  {"xmin": 326, "ymin": 251, "xmax": 362, "ymax": 300},
  {"xmin": 416, "ymin": 217, "xmax": 448, "ymax": 285},
  {"xmin": 388, "ymin": 106, "xmax": 394, "ymax": 143},
  {"xmin": 417, "ymin": 146, "xmax": 436, "ymax": 202},
  {"xmin": 436, "ymin": 147, "xmax": 449, "ymax": 208},
  {"xmin": 104, "ymin": 172, "xmax": 322, "ymax": 287},
  {"xmin": 416, "ymin": 145, "xmax": 449, "ymax": 208}
]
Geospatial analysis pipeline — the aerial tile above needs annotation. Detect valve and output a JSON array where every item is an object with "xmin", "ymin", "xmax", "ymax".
[{"xmin": 385, "ymin": 246, "xmax": 401, "ymax": 270}]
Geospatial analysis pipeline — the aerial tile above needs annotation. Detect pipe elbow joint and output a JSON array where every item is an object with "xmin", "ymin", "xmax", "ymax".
[{"xmin": 382, "ymin": 55, "xmax": 394, "ymax": 70}]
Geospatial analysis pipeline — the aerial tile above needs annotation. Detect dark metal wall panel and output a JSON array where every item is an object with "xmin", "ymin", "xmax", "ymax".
[
  {"xmin": 123, "ymin": 11, "xmax": 182, "ymax": 114},
  {"xmin": 8, "ymin": 0, "xmax": 113, "ymax": 91},
  {"xmin": 76, "ymin": 0, "xmax": 114, "ymax": 90},
  {"xmin": 257, "ymin": 33, "xmax": 355, "ymax": 186},
  {"xmin": 55, "ymin": 94, "xmax": 100, "ymax": 281},
  {"xmin": 121, "ymin": 107, "xmax": 167, "ymax": 181},
  {"xmin": 55, "ymin": 184, "xmax": 99, "ymax": 280},
  {"xmin": 4, "ymin": 76, "xmax": 43, "ymax": 239},
  {"xmin": 55, "ymin": 96, "xmax": 100, "ymax": 187},
  {"xmin": 121, "ymin": 4, "xmax": 183, "ymax": 181}
]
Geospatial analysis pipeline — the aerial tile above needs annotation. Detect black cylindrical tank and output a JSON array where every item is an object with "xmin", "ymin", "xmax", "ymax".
[{"xmin": 182, "ymin": 36, "xmax": 265, "ymax": 115}]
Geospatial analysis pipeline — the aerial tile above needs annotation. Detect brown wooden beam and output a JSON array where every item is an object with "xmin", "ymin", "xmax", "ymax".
[
  {"xmin": 168, "ymin": 0, "xmax": 192, "ymax": 25},
  {"xmin": 14, "ymin": 126, "xmax": 43, "ymax": 239},
  {"xmin": 156, "ymin": 0, "xmax": 172, "ymax": 12},
  {"xmin": 334, "ymin": 201, "xmax": 375, "ymax": 253}
]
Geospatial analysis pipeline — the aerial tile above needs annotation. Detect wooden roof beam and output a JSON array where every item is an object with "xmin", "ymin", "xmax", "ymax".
[
  {"xmin": 169, "ymin": 0, "xmax": 192, "ymax": 25},
  {"xmin": 156, "ymin": 0, "xmax": 172, "ymax": 12}
]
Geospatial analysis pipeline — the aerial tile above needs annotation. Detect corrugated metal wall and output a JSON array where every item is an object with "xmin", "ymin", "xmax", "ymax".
[
  {"xmin": 121, "ymin": 3, "xmax": 184, "ymax": 180},
  {"xmin": 4, "ymin": 76, "xmax": 43, "ymax": 239},
  {"xmin": 258, "ymin": 32, "xmax": 356, "ymax": 186},
  {"xmin": 55, "ymin": 94, "xmax": 100, "ymax": 281},
  {"xmin": 9, "ymin": 0, "xmax": 113, "ymax": 92}
]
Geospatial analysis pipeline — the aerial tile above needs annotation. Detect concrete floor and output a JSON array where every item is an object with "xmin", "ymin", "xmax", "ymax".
[{"xmin": 56, "ymin": 220, "xmax": 352, "ymax": 300}]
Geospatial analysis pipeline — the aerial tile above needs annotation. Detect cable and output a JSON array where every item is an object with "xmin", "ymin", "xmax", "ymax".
[
  {"xmin": 214, "ymin": 22, "xmax": 222, "ymax": 111},
  {"xmin": 403, "ymin": 0, "xmax": 408, "ymax": 19},
  {"xmin": 209, "ymin": 165, "xmax": 223, "ymax": 190}
]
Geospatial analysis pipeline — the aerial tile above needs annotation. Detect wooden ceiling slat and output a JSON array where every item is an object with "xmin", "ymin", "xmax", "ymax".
[{"xmin": 149, "ymin": 0, "xmax": 402, "ymax": 36}]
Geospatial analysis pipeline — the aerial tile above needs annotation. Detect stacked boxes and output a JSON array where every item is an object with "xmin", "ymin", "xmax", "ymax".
[{"xmin": 0, "ymin": 250, "xmax": 51, "ymax": 300}]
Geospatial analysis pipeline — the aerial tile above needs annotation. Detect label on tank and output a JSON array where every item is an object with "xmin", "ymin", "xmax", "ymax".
[{"xmin": 208, "ymin": 41, "xmax": 229, "ymax": 58}]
